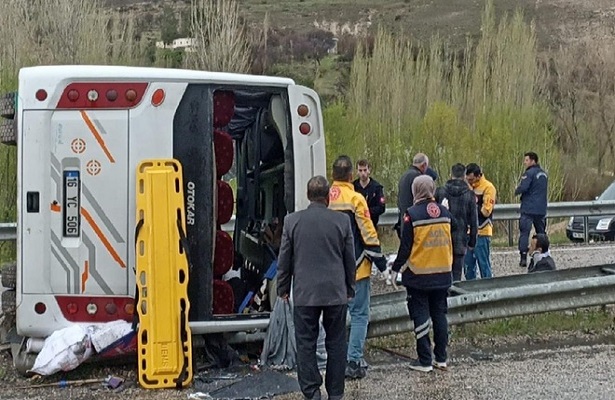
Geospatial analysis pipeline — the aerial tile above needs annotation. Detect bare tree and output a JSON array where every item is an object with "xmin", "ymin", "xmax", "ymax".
[{"xmin": 184, "ymin": 0, "xmax": 252, "ymax": 73}]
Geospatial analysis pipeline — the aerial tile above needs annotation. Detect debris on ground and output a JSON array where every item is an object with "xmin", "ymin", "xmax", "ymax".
[
  {"xmin": 193, "ymin": 368, "xmax": 299, "ymax": 399},
  {"xmin": 15, "ymin": 374, "xmax": 123, "ymax": 390},
  {"xmin": 29, "ymin": 325, "xmax": 93, "ymax": 376}
]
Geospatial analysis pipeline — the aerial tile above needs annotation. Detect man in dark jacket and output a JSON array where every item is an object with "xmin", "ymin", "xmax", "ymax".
[
  {"xmin": 396, "ymin": 153, "xmax": 429, "ymax": 238},
  {"xmin": 277, "ymin": 175, "xmax": 355, "ymax": 400},
  {"xmin": 425, "ymin": 167, "xmax": 438, "ymax": 182},
  {"xmin": 515, "ymin": 152, "xmax": 548, "ymax": 267},
  {"xmin": 353, "ymin": 159, "xmax": 386, "ymax": 228},
  {"xmin": 435, "ymin": 163, "xmax": 478, "ymax": 281},
  {"xmin": 391, "ymin": 175, "xmax": 453, "ymax": 373},
  {"xmin": 527, "ymin": 233, "xmax": 556, "ymax": 273}
]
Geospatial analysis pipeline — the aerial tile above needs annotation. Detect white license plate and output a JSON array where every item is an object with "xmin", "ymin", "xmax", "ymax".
[
  {"xmin": 572, "ymin": 232, "xmax": 584, "ymax": 239},
  {"xmin": 63, "ymin": 170, "xmax": 81, "ymax": 237}
]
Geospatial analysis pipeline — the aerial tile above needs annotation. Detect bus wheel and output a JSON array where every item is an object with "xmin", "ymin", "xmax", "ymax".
[
  {"xmin": 0, "ymin": 118, "xmax": 16, "ymax": 146},
  {"xmin": 1, "ymin": 290, "xmax": 16, "ymax": 316},
  {"xmin": 0, "ymin": 92, "xmax": 16, "ymax": 119},
  {"xmin": 1, "ymin": 262, "xmax": 16, "ymax": 289}
]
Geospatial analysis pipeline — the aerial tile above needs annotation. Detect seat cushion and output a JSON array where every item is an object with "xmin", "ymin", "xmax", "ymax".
[
  {"xmin": 213, "ymin": 90, "xmax": 235, "ymax": 128},
  {"xmin": 214, "ymin": 129, "xmax": 234, "ymax": 178},
  {"xmin": 217, "ymin": 180, "xmax": 234, "ymax": 224},
  {"xmin": 214, "ymin": 230, "xmax": 234, "ymax": 278},
  {"xmin": 212, "ymin": 279, "xmax": 235, "ymax": 315}
]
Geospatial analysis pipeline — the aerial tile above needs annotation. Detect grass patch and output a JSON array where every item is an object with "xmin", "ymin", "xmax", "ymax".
[
  {"xmin": 456, "ymin": 307, "xmax": 615, "ymax": 339},
  {"xmin": 368, "ymin": 306, "xmax": 615, "ymax": 349}
]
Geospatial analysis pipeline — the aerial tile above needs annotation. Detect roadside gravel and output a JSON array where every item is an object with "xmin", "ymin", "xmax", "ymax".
[
  {"xmin": 1, "ymin": 244, "xmax": 614, "ymax": 399},
  {"xmin": 275, "ymin": 331, "xmax": 615, "ymax": 400}
]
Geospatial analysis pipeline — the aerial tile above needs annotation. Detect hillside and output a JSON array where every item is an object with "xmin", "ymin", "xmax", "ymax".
[{"xmin": 104, "ymin": 0, "xmax": 615, "ymax": 49}]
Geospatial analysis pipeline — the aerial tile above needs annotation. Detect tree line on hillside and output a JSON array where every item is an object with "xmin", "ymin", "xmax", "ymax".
[{"xmin": 1, "ymin": 0, "xmax": 614, "ymax": 260}]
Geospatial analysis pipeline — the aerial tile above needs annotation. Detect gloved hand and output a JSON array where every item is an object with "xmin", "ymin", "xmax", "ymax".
[
  {"xmin": 374, "ymin": 256, "xmax": 388, "ymax": 273},
  {"xmin": 390, "ymin": 270, "xmax": 399, "ymax": 288}
]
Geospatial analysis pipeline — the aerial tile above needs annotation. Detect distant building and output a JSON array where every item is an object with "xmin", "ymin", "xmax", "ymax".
[
  {"xmin": 328, "ymin": 37, "xmax": 339, "ymax": 55},
  {"xmin": 155, "ymin": 37, "xmax": 196, "ymax": 52}
]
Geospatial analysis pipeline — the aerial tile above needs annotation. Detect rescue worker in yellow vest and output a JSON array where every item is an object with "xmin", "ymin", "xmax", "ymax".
[
  {"xmin": 328, "ymin": 155, "xmax": 387, "ymax": 380},
  {"xmin": 391, "ymin": 175, "xmax": 453, "ymax": 373},
  {"xmin": 464, "ymin": 163, "xmax": 496, "ymax": 279}
]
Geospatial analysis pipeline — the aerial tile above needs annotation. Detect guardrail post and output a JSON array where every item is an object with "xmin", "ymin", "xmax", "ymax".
[{"xmin": 508, "ymin": 219, "xmax": 514, "ymax": 247}]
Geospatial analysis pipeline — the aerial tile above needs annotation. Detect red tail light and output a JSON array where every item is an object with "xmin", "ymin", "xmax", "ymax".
[
  {"xmin": 67, "ymin": 302, "xmax": 79, "ymax": 315},
  {"xmin": 299, "ymin": 122, "xmax": 312, "ymax": 135},
  {"xmin": 106, "ymin": 89, "xmax": 118, "ymax": 102},
  {"xmin": 36, "ymin": 89, "xmax": 48, "ymax": 101},
  {"xmin": 55, "ymin": 296, "xmax": 135, "ymax": 322},
  {"xmin": 57, "ymin": 83, "xmax": 148, "ymax": 109},
  {"xmin": 105, "ymin": 302, "xmax": 118, "ymax": 315},
  {"xmin": 34, "ymin": 302, "xmax": 47, "ymax": 314}
]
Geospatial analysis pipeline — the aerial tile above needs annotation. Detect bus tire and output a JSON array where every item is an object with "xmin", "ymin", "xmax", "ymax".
[
  {"xmin": 0, "ymin": 92, "xmax": 16, "ymax": 119},
  {"xmin": 1, "ymin": 262, "xmax": 16, "ymax": 289},
  {"xmin": 2, "ymin": 290, "xmax": 16, "ymax": 316},
  {"xmin": 0, "ymin": 118, "xmax": 17, "ymax": 146}
]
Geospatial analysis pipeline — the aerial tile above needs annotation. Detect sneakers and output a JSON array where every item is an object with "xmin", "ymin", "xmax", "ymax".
[
  {"xmin": 345, "ymin": 360, "xmax": 366, "ymax": 379},
  {"xmin": 519, "ymin": 253, "xmax": 527, "ymax": 268},
  {"xmin": 408, "ymin": 359, "xmax": 433, "ymax": 373},
  {"xmin": 433, "ymin": 360, "xmax": 448, "ymax": 371}
]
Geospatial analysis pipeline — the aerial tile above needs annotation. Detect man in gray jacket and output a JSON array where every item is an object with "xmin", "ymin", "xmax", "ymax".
[
  {"xmin": 277, "ymin": 175, "xmax": 355, "ymax": 400},
  {"xmin": 395, "ymin": 153, "xmax": 429, "ymax": 238}
]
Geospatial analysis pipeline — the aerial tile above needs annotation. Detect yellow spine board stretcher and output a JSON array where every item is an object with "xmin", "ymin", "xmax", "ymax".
[{"xmin": 136, "ymin": 159, "xmax": 192, "ymax": 389}]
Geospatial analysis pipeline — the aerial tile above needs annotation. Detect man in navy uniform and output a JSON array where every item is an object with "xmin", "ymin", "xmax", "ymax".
[
  {"xmin": 353, "ymin": 159, "xmax": 386, "ymax": 228},
  {"xmin": 515, "ymin": 152, "xmax": 548, "ymax": 268}
]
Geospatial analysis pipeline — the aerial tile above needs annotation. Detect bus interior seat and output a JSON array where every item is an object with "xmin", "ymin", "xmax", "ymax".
[
  {"xmin": 213, "ymin": 89, "xmax": 236, "ymax": 315},
  {"xmin": 213, "ymin": 230, "xmax": 234, "ymax": 278},
  {"xmin": 213, "ymin": 90, "xmax": 235, "ymax": 128},
  {"xmin": 214, "ymin": 129, "xmax": 234, "ymax": 178}
]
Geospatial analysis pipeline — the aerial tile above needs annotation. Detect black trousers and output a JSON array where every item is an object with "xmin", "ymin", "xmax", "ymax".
[
  {"xmin": 406, "ymin": 287, "xmax": 449, "ymax": 366},
  {"xmin": 518, "ymin": 213, "xmax": 546, "ymax": 254},
  {"xmin": 294, "ymin": 304, "xmax": 347, "ymax": 399}
]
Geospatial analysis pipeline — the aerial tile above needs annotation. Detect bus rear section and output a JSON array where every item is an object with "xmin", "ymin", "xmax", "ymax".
[{"xmin": 15, "ymin": 66, "xmax": 326, "ymax": 343}]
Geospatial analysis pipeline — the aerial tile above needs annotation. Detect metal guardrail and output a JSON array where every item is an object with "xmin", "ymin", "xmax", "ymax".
[
  {"xmin": 3, "ymin": 200, "xmax": 615, "ymax": 242},
  {"xmin": 191, "ymin": 264, "xmax": 615, "ymax": 339},
  {"xmin": 0, "ymin": 222, "xmax": 16, "ymax": 241},
  {"xmin": 380, "ymin": 200, "xmax": 615, "ymax": 245},
  {"xmin": 378, "ymin": 200, "xmax": 615, "ymax": 226},
  {"xmin": 367, "ymin": 264, "xmax": 615, "ymax": 338}
]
